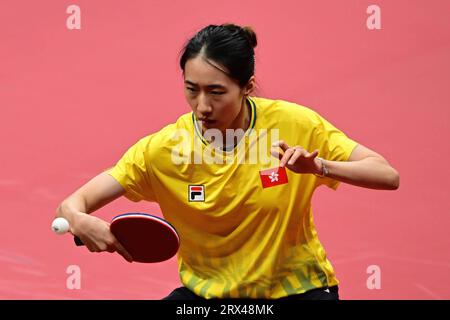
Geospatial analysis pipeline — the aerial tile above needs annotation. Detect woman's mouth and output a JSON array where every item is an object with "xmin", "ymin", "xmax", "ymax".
[{"xmin": 202, "ymin": 119, "xmax": 217, "ymax": 126}]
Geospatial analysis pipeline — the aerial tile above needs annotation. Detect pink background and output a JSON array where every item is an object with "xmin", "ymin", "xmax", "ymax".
[{"xmin": 1, "ymin": 0, "xmax": 449, "ymax": 299}]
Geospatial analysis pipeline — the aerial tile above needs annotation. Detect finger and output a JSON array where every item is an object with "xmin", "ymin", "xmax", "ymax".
[
  {"xmin": 86, "ymin": 243, "xmax": 101, "ymax": 252},
  {"xmin": 287, "ymin": 149, "xmax": 305, "ymax": 165},
  {"xmin": 280, "ymin": 148, "xmax": 295, "ymax": 167},
  {"xmin": 106, "ymin": 246, "xmax": 116, "ymax": 253},
  {"xmin": 78, "ymin": 236, "xmax": 95, "ymax": 252},
  {"xmin": 85, "ymin": 244, "xmax": 96, "ymax": 252},
  {"xmin": 270, "ymin": 147, "xmax": 283, "ymax": 160},
  {"xmin": 271, "ymin": 140, "xmax": 290, "ymax": 151},
  {"xmin": 114, "ymin": 240, "xmax": 133, "ymax": 263},
  {"xmin": 306, "ymin": 149, "xmax": 319, "ymax": 158}
]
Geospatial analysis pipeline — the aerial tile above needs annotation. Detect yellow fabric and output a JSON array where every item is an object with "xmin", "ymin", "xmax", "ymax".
[{"xmin": 107, "ymin": 96, "xmax": 358, "ymax": 299}]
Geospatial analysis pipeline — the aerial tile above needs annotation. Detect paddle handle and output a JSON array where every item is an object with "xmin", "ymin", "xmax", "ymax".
[{"xmin": 74, "ymin": 236, "xmax": 84, "ymax": 246}]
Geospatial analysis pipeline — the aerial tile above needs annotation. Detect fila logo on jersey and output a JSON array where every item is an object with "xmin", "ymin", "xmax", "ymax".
[{"xmin": 188, "ymin": 185, "xmax": 205, "ymax": 202}]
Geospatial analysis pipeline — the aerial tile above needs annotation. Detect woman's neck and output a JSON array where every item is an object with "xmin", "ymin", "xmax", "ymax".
[
  {"xmin": 232, "ymin": 97, "xmax": 251, "ymax": 131},
  {"xmin": 221, "ymin": 97, "xmax": 250, "ymax": 149}
]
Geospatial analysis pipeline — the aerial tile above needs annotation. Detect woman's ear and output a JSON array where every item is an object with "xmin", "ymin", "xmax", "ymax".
[{"xmin": 244, "ymin": 76, "xmax": 256, "ymax": 95}]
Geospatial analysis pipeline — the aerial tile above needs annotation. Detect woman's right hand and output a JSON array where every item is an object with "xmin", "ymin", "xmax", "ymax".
[{"xmin": 70, "ymin": 212, "xmax": 133, "ymax": 263}]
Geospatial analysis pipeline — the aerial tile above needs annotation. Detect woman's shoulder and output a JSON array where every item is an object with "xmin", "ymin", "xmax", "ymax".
[
  {"xmin": 251, "ymin": 96, "xmax": 323, "ymax": 126},
  {"xmin": 137, "ymin": 112, "xmax": 193, "ymax": 148}
]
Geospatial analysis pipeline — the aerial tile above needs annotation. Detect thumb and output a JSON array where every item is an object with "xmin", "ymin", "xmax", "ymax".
[
  {"xmin": 307, "ymin": 149, "xmax": 319, "ymax": 158},
  {"xmin": 113, "ymin": 239, "xmax": 133, "ymax": 263}
]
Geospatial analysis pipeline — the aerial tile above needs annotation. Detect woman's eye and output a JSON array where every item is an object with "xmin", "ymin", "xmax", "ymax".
[
  {"xmin": 186, "ymin": 88, "xmax": 223, "ymax": 95},
  {"xmin": 186, "ymin": 88, "xmax": 197, "ymax": 94}
]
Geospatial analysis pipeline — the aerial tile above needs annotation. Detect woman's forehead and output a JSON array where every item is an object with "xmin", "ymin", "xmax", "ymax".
[
  {"xmin": 184, "ymin": 57, "xmax": 233, "ymax": 87},
  {"xmin": 184, "ymin": 79, "xmax": 227, "ymax": 89}
]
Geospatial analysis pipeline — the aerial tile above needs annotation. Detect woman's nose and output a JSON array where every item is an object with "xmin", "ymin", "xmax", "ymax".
[{"xmin": 196, "ymin": 96, "xmax": 212, "ymax": 117}]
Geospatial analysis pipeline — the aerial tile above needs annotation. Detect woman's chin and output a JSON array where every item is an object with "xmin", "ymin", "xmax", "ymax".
[{"xmin": 201, "ymin": 120, "xmax": 221, "ymax": 130}]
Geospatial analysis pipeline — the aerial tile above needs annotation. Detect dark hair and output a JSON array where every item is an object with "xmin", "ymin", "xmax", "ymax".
[{"xmin": 179, "ymin": 23, "xmax": 257, "ymax": 88}]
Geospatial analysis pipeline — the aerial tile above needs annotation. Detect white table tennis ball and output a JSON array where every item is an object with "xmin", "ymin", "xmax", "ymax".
[{"xmin": 52, "ymin": 217, "xmax": 70, "ymax": 234}]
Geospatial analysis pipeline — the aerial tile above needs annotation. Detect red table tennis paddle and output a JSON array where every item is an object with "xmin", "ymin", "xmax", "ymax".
[{"xmin": 74, "ymin": 213, "xmax": 180, "ymax": 263}]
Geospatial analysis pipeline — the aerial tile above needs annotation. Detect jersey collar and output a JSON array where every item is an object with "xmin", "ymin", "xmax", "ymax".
[{"xmin": 192, "ymin": 96, "xmax": 257, "ymax": 147}]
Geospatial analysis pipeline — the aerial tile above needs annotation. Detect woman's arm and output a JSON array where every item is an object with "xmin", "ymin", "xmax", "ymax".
[
  {"xmin": 271, "ymin": 141, "xmax": 400, "ymax": 190},
  {"xmin": 56, "ymin": 171, "xmax": 125, "ymax": 224},
  {"xmin": 55, "ymin": 171, "xmax": 133, "ymax": 262},
  {"xmin": 317, "ymin": 144, "xmax": 400, "ymax": 190}
]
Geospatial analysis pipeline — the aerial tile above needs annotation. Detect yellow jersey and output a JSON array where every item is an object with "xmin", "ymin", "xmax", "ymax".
[{"xmin": 107, "ymin": 96, "xmax": 358, "ymax": 299}]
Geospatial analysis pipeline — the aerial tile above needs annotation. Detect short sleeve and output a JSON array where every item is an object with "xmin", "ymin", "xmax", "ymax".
[
  {"xmin": 105, "ymin": 136, "xmax": 157, "ymax": 202},
  {"xmin": 312, "ymin": 112, "xmax": 359, "ymax": 190}
]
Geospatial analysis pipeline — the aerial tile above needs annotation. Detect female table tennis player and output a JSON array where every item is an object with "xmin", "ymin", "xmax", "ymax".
[{"xmin": 55, "ymin": 23, "xmax": 400, "ymax": 300}]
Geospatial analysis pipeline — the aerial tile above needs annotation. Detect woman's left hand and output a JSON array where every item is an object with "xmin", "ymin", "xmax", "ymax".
[{"xmin": 271, "ymin": 140, "xmax": 322, "ymax": 174}]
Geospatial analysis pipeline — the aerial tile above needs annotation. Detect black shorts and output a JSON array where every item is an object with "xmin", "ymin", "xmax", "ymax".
[{"xmin": 162, "ymin": 285, "xmax": 339, "ymax": 300}]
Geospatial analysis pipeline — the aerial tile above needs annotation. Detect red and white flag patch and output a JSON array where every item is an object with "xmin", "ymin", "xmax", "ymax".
[{"xmin": 259, "ymin": 167, "xmax": 288, "ymax": 188}]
